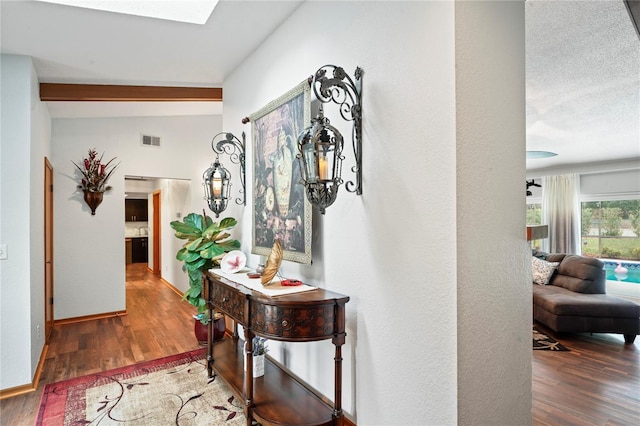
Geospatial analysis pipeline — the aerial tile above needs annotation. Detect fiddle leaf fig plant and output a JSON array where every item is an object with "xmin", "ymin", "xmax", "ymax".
[{"xmin": 171, "ymin": 212, "xmax": 240, "ymax": 321}]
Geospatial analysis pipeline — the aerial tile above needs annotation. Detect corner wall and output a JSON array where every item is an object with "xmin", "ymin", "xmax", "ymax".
[
  {"xmin": 455, "ymin": 2, "xmax": 531, "ymax": 424},
  {"xmin": 0, "ymin": 54, "xmax": 51, "ymax": 390},
  {"xmin": 222, "ymin": 1, "xmax": 529, "ymax": 424}
]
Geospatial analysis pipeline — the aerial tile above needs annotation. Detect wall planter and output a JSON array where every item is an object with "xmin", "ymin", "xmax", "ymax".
[
  {"xmin": 72, "ymin": 149, "xmax": 118, "ymax": 216},
  {"xmin": 83, "ymin": 191, "xmax": 103, "ymax": 216}
]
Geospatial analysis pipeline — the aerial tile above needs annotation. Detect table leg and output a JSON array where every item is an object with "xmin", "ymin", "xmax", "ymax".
[
  {"xmin": 244, "ymin": 328, "xmax": 254, "ymax": 426},
  {"xmin": 332, "ymin": 333, "xmax": 345, "ymax": 420}
]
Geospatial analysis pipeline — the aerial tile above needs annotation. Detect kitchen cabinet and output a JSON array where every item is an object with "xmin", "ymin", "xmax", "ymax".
[
  {"xmin": 125, "ymin": 238, "xmax": 132, "ymax": 264},
  {"xmin": 125, "ymin": 199, "xmax": 148, "ymax": 222},
  {"xmin": 131, "ymin": 237, "xmax": 148, "ymax": 263}
]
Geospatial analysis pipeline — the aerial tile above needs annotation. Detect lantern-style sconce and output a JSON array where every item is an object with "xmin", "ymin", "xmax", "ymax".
[
  {"xmin": 203, "ymin": 132, "xmax": 246, "ymax": 217},
  {"xmin": 296, "ymin": 65, "xmax": 363, "ymax": 214}
]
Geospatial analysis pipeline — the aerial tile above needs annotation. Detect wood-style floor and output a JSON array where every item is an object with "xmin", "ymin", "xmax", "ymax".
[
  {"xmin": 532, "ymin": 322, "xmax": 639, "ymax": 425},
  {"xmin": 1, "ymin": 264, "xmax": 638, "ymax": 425},
  {"xmin": 0, "ymin": 263, "xmax": 201, "ymax": 426}
]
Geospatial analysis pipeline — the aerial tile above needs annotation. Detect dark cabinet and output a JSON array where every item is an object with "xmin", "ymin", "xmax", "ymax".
[
  {"xmin": 125, "ymin": 199, "xmax": 148, "ymax": 222},
  {"xmin": 131, "ymin": 237, "xmax": 148, "ymax": 263}
]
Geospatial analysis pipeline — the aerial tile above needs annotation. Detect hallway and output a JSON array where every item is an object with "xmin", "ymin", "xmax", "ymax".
[{"xmin": 0, "ymin": 264, "xmax": 200, "ymax": 425}]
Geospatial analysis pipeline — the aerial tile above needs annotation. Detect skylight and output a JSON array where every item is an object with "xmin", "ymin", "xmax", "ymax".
[{"xmin": 37, "ymin": 0, "xmax": 219, "ymax": 25}]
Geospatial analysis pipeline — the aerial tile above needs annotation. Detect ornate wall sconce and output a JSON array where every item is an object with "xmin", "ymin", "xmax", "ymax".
[
  {"xmin": 203, "ymin": 132, "xmax": 246, "ymax": 217},
  {"xmin": 296, "ymin": 65, "xmax": 363, "ymax": 214}
]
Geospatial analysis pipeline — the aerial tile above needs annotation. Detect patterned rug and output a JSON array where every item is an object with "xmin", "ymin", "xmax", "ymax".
[
  {"xmin": 533, "ymin": 325, "xmax": 570, "ymax": 351},
  {"xmin": 35, "ymin": 348, "xmax": 246, "ymax": 425}
]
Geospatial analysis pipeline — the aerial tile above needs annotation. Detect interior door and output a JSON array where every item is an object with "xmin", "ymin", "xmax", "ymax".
[
  {"xmin": 44, "ymin": 158, "xmax": 54, "ymax": 342},
  {"xmin": 152, "ymin": 190, "xmax": 161, "ymax": 276}
]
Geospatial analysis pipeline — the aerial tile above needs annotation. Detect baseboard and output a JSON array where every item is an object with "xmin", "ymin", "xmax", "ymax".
[
  {"xmin": 54, "ymin": 310, "xmax": 127, "ymax": 325},
  {"xmin": 160, "ymin": 277, "xmax": 184, "ymax": 298},
  {"xmin": 0, "ymin": 343, "xmax": 49, "ymax": 400}
]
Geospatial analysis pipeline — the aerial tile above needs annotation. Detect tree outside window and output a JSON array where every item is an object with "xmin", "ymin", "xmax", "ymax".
[{"xmin": 581, "ymin": 200, "xmax": 640, "ymax": 260}]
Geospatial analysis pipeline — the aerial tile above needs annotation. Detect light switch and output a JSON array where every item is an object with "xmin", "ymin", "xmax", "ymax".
[{"xmin": 0, "ymin": 244, "xmax": 7, "ymax": 260}]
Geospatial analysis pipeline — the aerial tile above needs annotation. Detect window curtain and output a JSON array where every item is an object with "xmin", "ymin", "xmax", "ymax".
[{"xmin": 541, "ymin": 174, "xmax": 580, "ymax": 254}]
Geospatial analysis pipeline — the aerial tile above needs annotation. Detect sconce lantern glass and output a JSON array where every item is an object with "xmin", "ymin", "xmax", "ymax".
[
  {"xmin": 203, "ymin": 157, "xmax": 231, "ymax": 218},
  {"xmin": 296, "ymin": 64, "xmax": 363, "ymax": 214},
  {"xmin": 203, "ymin": 132, "xmax": 246, "ymax": 217},
  {"xmin": 297, "ymin": 108, "xmax": 344, "ymax": 214}
]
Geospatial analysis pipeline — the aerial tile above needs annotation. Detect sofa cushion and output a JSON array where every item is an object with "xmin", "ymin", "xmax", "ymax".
[
  {"xmin": 551, "ymin": 255, "xmax": 606, "ymax": 294},
  {"xmin": 532, "ymin": 256, "xmax": 559, "ymax": 285},
  {"xmin": 533, "ymin": 284, "xmax": 640, "ymax": 318}
]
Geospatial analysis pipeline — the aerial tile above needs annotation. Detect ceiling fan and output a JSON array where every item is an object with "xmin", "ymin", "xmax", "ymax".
[{"xmin": 526, "ymin": 151, "xmax": 557, "ymax": 159}]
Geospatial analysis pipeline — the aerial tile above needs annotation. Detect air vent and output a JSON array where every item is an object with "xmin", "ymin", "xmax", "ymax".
[{"xmin": 141, "ymin": 134, "xmax": 161, "ymax": 147}]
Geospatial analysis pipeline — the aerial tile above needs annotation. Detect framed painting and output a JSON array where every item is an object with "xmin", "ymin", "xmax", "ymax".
[{"xmin": 250, "ymin": 80, "xmax": 312, "ymax": 264}]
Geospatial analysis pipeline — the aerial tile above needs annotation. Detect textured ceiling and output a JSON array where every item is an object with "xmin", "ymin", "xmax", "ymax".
[
  {"xmin": 1, "ymin": 0, "xmax": 638, "ymax": 172},
  {"xmin": 525, "ymin": 0, "xmax": 639, "ymax": 171}
]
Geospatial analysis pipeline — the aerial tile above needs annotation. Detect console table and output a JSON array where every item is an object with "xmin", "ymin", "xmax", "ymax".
[{"xmin": 203, "ymin": 270, "xmax": 350, "ymax": 426}]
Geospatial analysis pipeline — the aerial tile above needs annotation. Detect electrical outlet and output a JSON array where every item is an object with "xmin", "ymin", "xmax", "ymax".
[{"xmin": 0, "ymin": 244, "xmax": 7, "ymax": 260}]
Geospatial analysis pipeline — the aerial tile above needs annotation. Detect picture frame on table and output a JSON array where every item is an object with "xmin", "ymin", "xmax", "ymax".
[{"xmin": 249, "ymin": 80, "xmax": 312, "ymax": 264}]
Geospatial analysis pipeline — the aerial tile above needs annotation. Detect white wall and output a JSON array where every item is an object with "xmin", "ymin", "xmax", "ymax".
[
  {"xmin": 455, "ymin": 2, "xmax": 531, "ymax": 424},
  {"xmin": 223, "ymin": 2, "xmax": 529, "ymax": 424},
  {"xmin": 51, "ymin": 115, "xmax": 224, "ymax": 319},
  {"xmin": 0, "ymin": 54, "xmax": 51, "ymax": 389}
]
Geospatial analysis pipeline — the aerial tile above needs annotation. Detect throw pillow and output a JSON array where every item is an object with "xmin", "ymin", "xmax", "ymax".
[
  {"xmin": 532, "ymin": 256, "xmax": 559, "ymax": 285},
  {"xmin": 532, "ymin": 248, "xmax": 549, "ymax": 260}
]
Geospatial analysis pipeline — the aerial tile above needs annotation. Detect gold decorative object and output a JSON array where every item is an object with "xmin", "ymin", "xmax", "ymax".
[{"xmin": 261, "ymin": 239, "xmax": 283, "ymax": 285}]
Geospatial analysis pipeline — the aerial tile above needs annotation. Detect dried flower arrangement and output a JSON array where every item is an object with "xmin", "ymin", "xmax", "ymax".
[{"xmin": 72, "ymin": 149, "xmax": 119, "ymax": 193}]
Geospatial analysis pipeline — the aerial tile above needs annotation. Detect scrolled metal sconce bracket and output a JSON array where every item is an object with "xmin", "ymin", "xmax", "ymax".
[
  {"xmin": 296, "ymin": 65, "xmax": 363, "ymax": 215},
  {"xmin": 210, "ymin": 131, "xmax": 246, "ymax": 206},
  {"xmin": 312, "ymin": 65, "xmax": 363, "ymax": 195}
]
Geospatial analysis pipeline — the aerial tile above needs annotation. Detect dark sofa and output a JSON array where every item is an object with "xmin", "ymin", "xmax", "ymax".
[{"xmin": 532, "ymin": 253, "xmax": 640, "ymax": 344}]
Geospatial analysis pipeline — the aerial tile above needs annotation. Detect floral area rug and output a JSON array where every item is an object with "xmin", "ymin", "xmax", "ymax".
[
  {"xmin": 36, "ymin": 348, "xmax": 246, "ymax": 425},
  {"xmin": 533, "ymin": 325, "xmax": 570, "ymax": 351}
]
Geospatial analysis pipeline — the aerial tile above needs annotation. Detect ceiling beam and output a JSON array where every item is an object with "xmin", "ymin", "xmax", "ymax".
[{"xmin": 39, "ymin": 83, "xmax": 223, "ymax": 102}]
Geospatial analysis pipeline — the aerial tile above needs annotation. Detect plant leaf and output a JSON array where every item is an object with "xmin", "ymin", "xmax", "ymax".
[
  {"xmin": 200, "ymin": 244, "xmax": 225, "ymax": 259},
  {"xmin": 219, "ymin": 217, "xmax": 237, "ymax": 229},
  {"xmin": 185, "ymin": 237, "xmax": 204, "ymax": 252},
  {"xmin": 170, "ymin": 220, "xmax": 200, "ymax": 236},
  {"xmin": 184, "ymin": 213, "xmax": 206, "ymax": 232}
]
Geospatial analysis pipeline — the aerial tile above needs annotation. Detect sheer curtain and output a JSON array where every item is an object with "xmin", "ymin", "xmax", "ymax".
[{"xmin": 541, "ymin": 174, "xmax": 581, "ymax": 254}]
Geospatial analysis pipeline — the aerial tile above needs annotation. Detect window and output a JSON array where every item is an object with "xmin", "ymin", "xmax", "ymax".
[
  {"xmin": 527, "ymin": 203, "xmax": 543, "ymax": 250},
  {"xmin": 581, "ymin": 200, "xmax": 640, "ymax": 260}
]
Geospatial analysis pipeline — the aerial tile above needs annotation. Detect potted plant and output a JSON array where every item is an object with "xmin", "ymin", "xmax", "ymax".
[{"xmin": 170, "ymin": 211, "xmax": 240, "ymax": 341}]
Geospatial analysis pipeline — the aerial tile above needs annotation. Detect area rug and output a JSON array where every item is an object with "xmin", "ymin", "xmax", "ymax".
[
  {"xmin": 36, "ymin": 348, "xmax": 246, "ymax": 425},
  {"xmin": 533, "ymin": 325, "xmax": 569, "ymax": 351}
]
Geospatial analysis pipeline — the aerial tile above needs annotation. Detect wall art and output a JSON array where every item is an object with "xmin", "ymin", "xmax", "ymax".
[{"xmin": 249, "ymin": 80, "xmax": 311, "ymax": 264}]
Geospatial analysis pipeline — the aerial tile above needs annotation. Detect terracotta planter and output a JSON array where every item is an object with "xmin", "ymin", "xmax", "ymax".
[
  {"xmin": 83, "ymin": 190, "xmax": 103, "ymax": 215},
  {"xmin": 194, "ymin": 313, "xmax": 226, "ymax": 346}
]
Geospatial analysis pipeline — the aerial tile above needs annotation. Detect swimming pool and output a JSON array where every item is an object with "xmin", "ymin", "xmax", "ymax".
[{"xmin": 603, "ymin": 260, "xmax": 640, "ymax": 284}]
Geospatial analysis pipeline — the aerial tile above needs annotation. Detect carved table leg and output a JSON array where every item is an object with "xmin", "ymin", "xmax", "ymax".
[
  {"xmin": 204, "ymin": 277, "xmax": 215, "ymax": 379},
  {"xmin": 206, "ymin": 312, "xmax": 214, "ymax": 378},
  {"xmin": 332, "ymin": 333, "xmax": 345, "ymax": 422},
  {"xmin": 244, "ymin": 328, "xmax": 254, "ymax": 426}
]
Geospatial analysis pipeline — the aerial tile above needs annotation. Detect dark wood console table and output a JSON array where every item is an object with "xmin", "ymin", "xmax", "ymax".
[{"xmin": 203, "ymin": 270, "xmax": 350, "ymax": 426}]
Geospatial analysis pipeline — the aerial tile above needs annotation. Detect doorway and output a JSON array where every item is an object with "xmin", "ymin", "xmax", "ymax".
[
  {"xmin": 44, "ymin": 157, "xmax": 54, "ymax": 342},
  {"xmin": 152, "ymin": 190, "xmax": 161, "ymax": 276}
]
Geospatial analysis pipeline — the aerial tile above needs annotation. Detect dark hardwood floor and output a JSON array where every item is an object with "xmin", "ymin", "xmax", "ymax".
[
  {"xmin": 532, "ymin": 322, "xmax": 639, "ymax": 425},
  {"xmin": 1, "ymin": 264, "xmax": 638, "ymax": 425}
]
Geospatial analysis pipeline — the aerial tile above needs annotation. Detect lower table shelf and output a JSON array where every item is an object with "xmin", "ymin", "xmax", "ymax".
[{"xmin": 211, "ymin": 337, "xmax": 338, "ymax": 426}]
